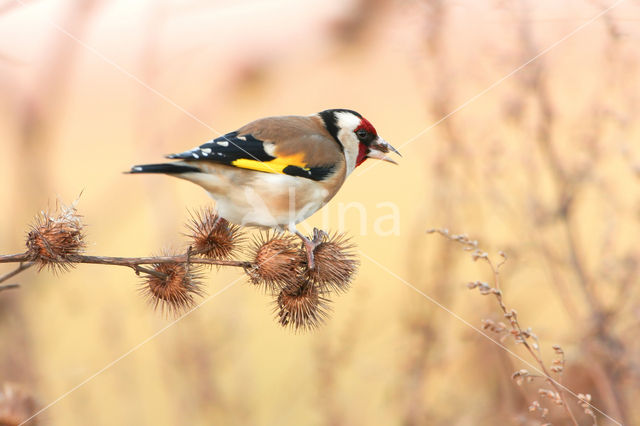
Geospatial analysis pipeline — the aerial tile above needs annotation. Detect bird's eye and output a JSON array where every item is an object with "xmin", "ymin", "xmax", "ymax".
[{"xmin": 356, "ymin": 129, "xmax": 368, "ymax": 140}]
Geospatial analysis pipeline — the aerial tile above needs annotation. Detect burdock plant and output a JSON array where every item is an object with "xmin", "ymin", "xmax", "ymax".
[{"xmin": 0, "ymin": 200, "xmax": 360, "ymax": 331}]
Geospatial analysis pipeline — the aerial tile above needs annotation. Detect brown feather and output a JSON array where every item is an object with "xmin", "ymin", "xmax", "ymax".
[{"xmin": 237, "ymin": 115, "xmax": 344, "ymax": 167}]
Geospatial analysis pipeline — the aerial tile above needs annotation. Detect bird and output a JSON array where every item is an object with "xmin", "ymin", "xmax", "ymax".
[{"xmin": 129, "ymin": 109, "xmax": 400, "ymax": 268}]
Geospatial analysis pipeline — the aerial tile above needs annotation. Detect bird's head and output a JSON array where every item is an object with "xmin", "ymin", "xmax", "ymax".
[{"xmin": 319, "ymin": 109, "xmax": 400, "ymax": 174}]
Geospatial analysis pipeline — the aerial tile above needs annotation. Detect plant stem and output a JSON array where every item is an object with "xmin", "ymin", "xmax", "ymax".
[
  {"xmin": 487, "ymin": 259, "xmax": 579, "ymax": 426},
  {"xmin": 0, "ymin": 283, "xmax": 20, "ymax": 292},
  {"xmin": 0, "ymin": 253, "xmax": 251, "ymax": 269},
  {"xmin": 0, "ymin": 261, "xmax": 34, "ymax": 284}
]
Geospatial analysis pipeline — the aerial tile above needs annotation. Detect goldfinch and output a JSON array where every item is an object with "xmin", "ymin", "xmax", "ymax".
[{"xmin": 129, "ymin": 109, "xmax": 400, "ymax": 267}]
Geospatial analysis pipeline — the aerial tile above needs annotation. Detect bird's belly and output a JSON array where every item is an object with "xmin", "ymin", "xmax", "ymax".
[{"xmin": 205, "ymin": 173, "xmax": 330, "ymax": 228}]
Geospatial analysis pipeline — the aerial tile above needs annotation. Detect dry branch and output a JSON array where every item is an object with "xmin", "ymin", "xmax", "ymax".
[
  {"xmin": 428, "ymin": 228, "xmax": 589, "ymax": 425},
  {"xmin": 0, "ymin": 201, "xmax": 358, "ymax": 330}
]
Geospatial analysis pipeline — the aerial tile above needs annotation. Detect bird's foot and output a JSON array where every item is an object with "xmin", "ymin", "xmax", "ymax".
[{"xmin": 294, "ymin": 228, "xmax": 327, "ymax": 270}]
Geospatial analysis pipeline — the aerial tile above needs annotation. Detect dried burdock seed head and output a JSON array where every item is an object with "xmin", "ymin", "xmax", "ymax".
[
  {"xmin": 246, "ymin": 232, "xmax": 304, "ymax": 292},
  {"xmin": 25, "ymin": 201, "xmax": 85, "ymax": 272},
  {"xmin": 305, "ymin": 232, "xmax": 359, "ymax": 294},
  {"xmin": 0, "ymin": 383, "xmax": 38, "ymax": 426},
  {"xmin": 139, "ymin": 261, "xmax": 205, "ymax": 317},
  {"xmin": 275, "ymin": 281, "xmax": 331, "ymax": 332},
  {"xmin": 186, "ymin": 206, "xmax": 244, "ymax": 260}
]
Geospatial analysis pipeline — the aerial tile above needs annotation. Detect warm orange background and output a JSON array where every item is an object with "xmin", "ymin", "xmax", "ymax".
[{"xmin": 1, "ymin": 1, "xmax": 639, "ymax": 425}]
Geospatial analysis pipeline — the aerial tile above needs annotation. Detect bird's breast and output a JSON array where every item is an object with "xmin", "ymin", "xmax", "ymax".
[{"xmin": 193, "ymin": 166, "xmax": 341, "ymax": 228}]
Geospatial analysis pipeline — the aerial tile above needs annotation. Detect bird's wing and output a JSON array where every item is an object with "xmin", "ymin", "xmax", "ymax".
[{"xmin": 168, "ymin": 115, "xmax": 344, "ymax": 181}]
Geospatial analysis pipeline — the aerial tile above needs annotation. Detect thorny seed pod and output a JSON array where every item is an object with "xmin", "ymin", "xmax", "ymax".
[
  {"xmin": 275, "ymin": 281, "xmax": 331, "ymax": 332},
  {"xmin": 186, "ymin": 206, "xmax": 244, "ymax": 260},
  {"xmin": 25, "ymin": 202, "xmax": 85, "ymax": 272},
  {"xmin": 304, "ymin": 232, "xmax": 359, "ymax": 294},
  {"xmin": 246, "ymin": 232, "xmax": 304, "ymax": 292},
  {"xmin": 139, "ymin": 261, "xmax": 205, "ymax": 317},
  {"xmin": 0, "ymin": 383, "xmax": 38, "ymax": 426}
]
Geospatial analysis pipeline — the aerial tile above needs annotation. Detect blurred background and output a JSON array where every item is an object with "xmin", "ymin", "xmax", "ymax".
[{"xmin": 1, "ymin": 0, "xmax": 640, "ymax": 424}]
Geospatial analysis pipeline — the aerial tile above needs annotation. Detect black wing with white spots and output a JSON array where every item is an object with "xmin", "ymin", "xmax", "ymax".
[
  {"xmin": 166, "ymin": 132, "xmax": 275, "ymax": 164},
  {"xmin": 163, "ymin": 131, "xmax": 335, "ymax": 181}
]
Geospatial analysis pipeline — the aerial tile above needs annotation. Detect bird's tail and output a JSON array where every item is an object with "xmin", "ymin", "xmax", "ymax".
[{"xmin": 128, "ymin": 163, "xmax": 201, "ymax": 174}]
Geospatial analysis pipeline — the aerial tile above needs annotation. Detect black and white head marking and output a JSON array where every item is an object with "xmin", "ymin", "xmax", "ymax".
[{"xmin": 318, "ymin": 109, "xmax": 364, "ymax": 175}]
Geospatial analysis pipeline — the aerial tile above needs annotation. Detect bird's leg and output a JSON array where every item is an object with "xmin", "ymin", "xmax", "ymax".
[{"xmin": 292, "ymin": 227, "xmax": 327, "ymax": 270}]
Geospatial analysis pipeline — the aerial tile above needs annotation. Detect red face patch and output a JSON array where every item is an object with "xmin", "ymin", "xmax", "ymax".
[
  {"xmin": 354, "ymin": 117, "xmax": 377, "ymax": 167},
  {"xmin": 355, "ymin": 143, "xmax": 368, "ymax": 167},
  {"xmin": 355, "ymin": 117, "xmax": 377, "ymax": 136}
]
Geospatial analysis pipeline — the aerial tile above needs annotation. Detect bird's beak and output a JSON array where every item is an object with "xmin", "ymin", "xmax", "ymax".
[{"xmin": 366, "ymin": 137, "xmax": 401, "ymax": 165}]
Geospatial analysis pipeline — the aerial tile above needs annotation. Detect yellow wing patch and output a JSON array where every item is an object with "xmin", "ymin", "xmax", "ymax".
[{"xmin": 231, "ymin": 153, "xmax": 310, "ymax": 174}]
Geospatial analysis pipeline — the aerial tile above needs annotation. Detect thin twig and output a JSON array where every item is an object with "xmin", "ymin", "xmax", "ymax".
[
  {"xmin": 430, "ymin": 229, "xmax": 580, "ymax": 425},
  {"xmin": 132, "ymin": 265, "xmax": 167, "ymax": 280},
  {"xmin": 486, "ymin": 252, "xmax": 579, "ymax": 426},
  {"xmin": 0, "ymin": 261, "xmax": 34, "ymax": 284},
  {"xmin": 0, "ymin": 283, "xmax": 20, "ymax": 292}
]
